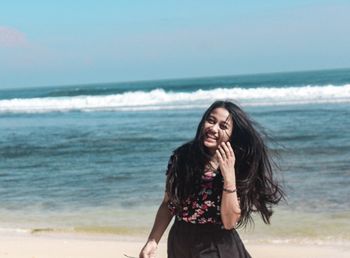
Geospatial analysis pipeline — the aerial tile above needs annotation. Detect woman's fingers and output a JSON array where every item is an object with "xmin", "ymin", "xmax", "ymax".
[
  {"xmin": 226, "ymin": 142, "xmax": 235, "ymax": 158},
  {"xmin": 221, "ymin": 142, "xmax": 232, "ymax": 158},
  {"xmin": 218, "ymin": 145, "xmax": 227, "ymax": 160},
  {"xmin": 218, "ymin": 142, "xmax": 236, "ymax": 165},
  {"xmin": 216, "ymin": 149, "xmax": 223, "ymax": 163},
  {"xmin": 219, "ymin": 142, "xmax": 233, "ymax": 160}
]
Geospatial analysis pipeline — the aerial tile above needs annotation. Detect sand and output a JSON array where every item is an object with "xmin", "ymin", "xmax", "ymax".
[{"xmin": 0, "ymin": 232, "xmax": 349, "ymax": 258}]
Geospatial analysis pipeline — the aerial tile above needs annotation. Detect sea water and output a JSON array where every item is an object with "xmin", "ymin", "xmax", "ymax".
[{"xmin": 0, "ymin": 68, "xmax": 349, "ymax": 244}]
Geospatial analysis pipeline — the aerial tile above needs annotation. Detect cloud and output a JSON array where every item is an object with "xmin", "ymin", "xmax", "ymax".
[{"xmin": 0, "ymin": 26, "xmax": 28, "ymax": 47}]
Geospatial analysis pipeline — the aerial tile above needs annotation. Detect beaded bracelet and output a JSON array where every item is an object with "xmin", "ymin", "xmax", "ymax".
[{"xmin": 223, "ymin": 188, "xmax": 237, "ymax": 193}]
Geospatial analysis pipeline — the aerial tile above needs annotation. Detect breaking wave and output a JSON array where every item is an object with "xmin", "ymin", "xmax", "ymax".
[{"xmin": 1, "ymin": 84, "xmax": 349, "ymax": 113}]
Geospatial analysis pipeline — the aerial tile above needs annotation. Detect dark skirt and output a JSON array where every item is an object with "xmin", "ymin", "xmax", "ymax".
[{"xmin": 167, "ymin": 220, "xmax": 252, "ymax": 258}]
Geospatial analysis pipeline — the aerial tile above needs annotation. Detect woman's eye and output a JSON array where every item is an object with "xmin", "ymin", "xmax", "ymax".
[
  {"xmin": 220, "ymin": 125, "xmax": 228, "ymax": 130},
  {"xmin": 207, "ymin": 119, "xmax": 215, "ymax": 124}
]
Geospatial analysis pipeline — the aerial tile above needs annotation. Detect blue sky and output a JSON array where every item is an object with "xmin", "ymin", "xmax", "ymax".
[{"xmin": 1, "ymin": 0, "xmax": 349, "ymax": 88}]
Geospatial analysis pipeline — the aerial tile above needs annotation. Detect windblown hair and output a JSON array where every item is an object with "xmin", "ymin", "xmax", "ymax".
[{"xmin": 166, "ymin": 100, "xmax": 284, "ymax": 228}]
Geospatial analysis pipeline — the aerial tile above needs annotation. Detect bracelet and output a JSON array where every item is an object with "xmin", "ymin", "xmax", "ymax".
[{"xmin": 223, "ymin": 187, "xmax": 237, "ymax": 193}]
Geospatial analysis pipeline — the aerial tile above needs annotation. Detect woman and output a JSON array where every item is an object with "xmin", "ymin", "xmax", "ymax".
[{"xmin": 139, "ymin": 100, "xmax": 284, "ymax": 258}]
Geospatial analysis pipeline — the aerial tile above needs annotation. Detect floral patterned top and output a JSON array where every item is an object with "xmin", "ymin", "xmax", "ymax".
[{"xmin": 166, "ymin": 155, "xmax": 224, "ymax": 225}]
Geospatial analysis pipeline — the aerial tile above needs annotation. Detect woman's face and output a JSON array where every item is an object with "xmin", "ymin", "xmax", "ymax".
[{"xmin": 203, "ymin": 107, "xmax": 233, "ymax": 152}]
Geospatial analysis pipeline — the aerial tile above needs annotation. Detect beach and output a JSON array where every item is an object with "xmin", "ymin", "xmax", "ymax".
[
  {"xmin": 1, "ymin": 69, "xmax": 349, "ymax": 257},
  {"xmin": 2, "ymin": 0, "xmax": 350, "ymax": 255},
  {"xmin": 1, "ymin": 231, "xmax": 350, "ymax": 258}
]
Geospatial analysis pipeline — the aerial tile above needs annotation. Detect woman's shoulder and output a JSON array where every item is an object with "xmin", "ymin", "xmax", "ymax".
[
  {"xmin": 174, "ymin": 141, "xmax": 193, "ymax": 155},
  {"xmin": 165, "ymin": 141, "xmax": 193, "ymax": 175},
  {"xmin": 169, "ymin": 142, "xmax": 194, "ymax": 162}
]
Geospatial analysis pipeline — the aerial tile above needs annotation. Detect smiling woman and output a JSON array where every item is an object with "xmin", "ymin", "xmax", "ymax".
[
  {"xmin": 203, "ymin": 107, "xmax": 233, "ymax": 153},
  {"xmin": 139, "ymin": 100, "xmax": 284, "ymax": 258},
  {"xmin": 0, "ymin": 71, "xmax": 350, "ymax": 258}
]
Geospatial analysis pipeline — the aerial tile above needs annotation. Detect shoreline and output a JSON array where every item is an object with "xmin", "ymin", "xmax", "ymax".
[{"xmin": 1, "ymin": 231, "xmax": 350, "ymax": 258}]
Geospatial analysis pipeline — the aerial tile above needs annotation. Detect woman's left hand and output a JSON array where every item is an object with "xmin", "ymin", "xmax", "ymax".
[{"xmin": 216, "ymin": 142, "xmax": 236, "ymax": 184}]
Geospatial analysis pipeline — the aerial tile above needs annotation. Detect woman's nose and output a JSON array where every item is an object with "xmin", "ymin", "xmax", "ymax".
[{"xmin": 210, "ymin": 123, "xmax": 220, "ymax": 132}]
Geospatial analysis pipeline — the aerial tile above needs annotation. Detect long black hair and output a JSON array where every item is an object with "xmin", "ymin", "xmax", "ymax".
[{"xmin": 166, "ymin": 100, "xmax": 284, "ymax": 227}]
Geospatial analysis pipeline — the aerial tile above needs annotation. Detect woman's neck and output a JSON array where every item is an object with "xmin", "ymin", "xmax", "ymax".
[{"xmin": 205, "ymin": 158, "xmax": 219, "ymax": 172}]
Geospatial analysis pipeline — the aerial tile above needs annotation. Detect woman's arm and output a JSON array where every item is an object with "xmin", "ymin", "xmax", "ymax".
[
  {"xmin": 217, "ymin": 142, "xmax": 241, "ymax": 230},
  {"xmin": 220, "ymin": 177, "xmax": 241, "ymax": 230},
  {"xmin": 139, "ymin": 191, "xmax": 174, "ymax": 258}
]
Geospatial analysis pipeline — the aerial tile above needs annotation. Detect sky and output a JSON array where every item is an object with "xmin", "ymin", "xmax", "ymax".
[{"xmin": 1, "ymin": 0, "xmax": 350, "ymax": 89}]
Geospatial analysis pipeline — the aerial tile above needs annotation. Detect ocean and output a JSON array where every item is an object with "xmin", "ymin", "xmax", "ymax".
[{"xmin": 0, "ymin": 68, "xmax": 349, "ymax": 245}]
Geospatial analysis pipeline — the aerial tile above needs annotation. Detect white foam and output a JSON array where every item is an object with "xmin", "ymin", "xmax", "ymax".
[
  {"xmin": 0, "ymin": 227, "xmax": 30, "ymax": 234},
  {"xmin": 1, "ymin": 84, "xmax": 350, "ymax": 113}
]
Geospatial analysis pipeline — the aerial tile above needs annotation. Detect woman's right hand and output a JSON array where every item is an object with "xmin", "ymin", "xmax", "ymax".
[{"xmin": 139, "ymin": 239, "xmax": 158, "ymax": 258}]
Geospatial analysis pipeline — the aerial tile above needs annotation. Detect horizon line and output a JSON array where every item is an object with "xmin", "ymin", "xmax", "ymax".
[{"xmin": 2, "ymin": 66, "xmax": 349, "ymax": 91}]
